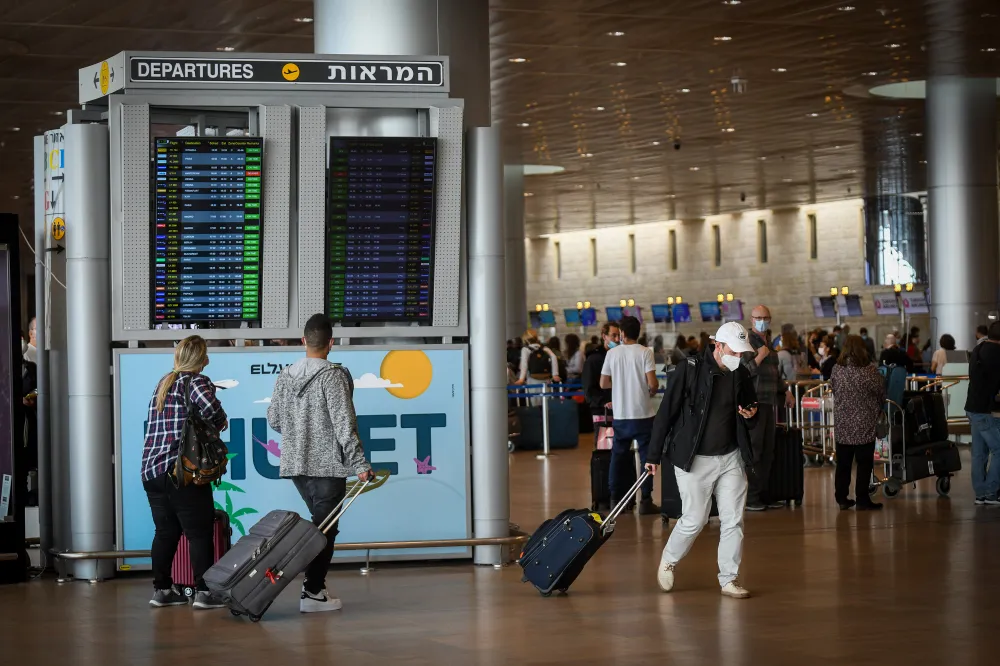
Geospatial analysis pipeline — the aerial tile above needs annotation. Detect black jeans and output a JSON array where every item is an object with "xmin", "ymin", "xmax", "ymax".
[
  {"xmin": 292, "ymin": 476, "xmax": 347, "ymax": 595},
  {"xmin": 835, "ymin": 442, "xmax": 876, "ymax": 505},
  {"xmin": 143, "ymin": 473, "xmax": 215, "ymax": 591}
]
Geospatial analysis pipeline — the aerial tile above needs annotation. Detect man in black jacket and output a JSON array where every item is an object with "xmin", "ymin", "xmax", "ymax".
[
  {"xmin": 967, "ymin": 321, "xmax": 1000, "ymax": 504},
  {"xmin": 645, "ymin": 322, "xmax": 759, "ymax": 599},
  {"xmin": 583, "ymin": 322, "xmax": 620, "ymax": 426}
]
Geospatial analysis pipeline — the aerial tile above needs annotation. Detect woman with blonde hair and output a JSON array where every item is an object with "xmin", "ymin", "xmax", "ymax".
[{"xmin": 141, "ymin": 335, "xmax": 229, "ymax": 610}]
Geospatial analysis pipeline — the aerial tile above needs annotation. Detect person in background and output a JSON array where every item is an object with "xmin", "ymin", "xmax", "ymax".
[
  {"xmin": 652, "ymin": 335, "xmax": 666, "ymax": 366},
  {"xmin": 267, "ymin": 314, "xmax": 376, "ymax": 613},
  {"xmin": 832, "ymin": 325, "xmax": 843, "ymax": 350},
  {"xmin": 600, "ymin": 316, "xmax": 659, "ymax": 514},
  {"xmin": 687, "ymin": 336, "xmax": 700, "ymax": 354},
  {"xmin": 23, "ymin": 317, "xmax": 37, "ymax": 364},
  {"xmin": 646, "ymin": 322, "xmax": 759, "ymax": 599},
  {"xmin": 859, "ymin": 327, "xmax": 876, "ymax": 360},
  {"xmin": 975, "ymin": 325, "xmax": 989, "ymax": 346},
  {"xmin": 891, "ymin": 329, "xmax": 903, "ymax": 348},
  {"xmin": 670, "ymin": 335, "xmax": 689, "ymax": 366},
  {"xmin": 879, "ymin": 334, "xmax": 914, "ymax": 373},
  {"xmin": 829, "ymin": 335, "xmax": 885, "ymax": 511},
  {"xmin": 699, "ymin": 332, "xmax": 712, "ymax": 355},
  {"xmin": 547, "ymin": 336, "xmax": 563, "ymax": 359},
  {"xmin": 777, "ymin": 330, "xmax": 805, "ymax": 384},
  {"xmin": 906, "ymin": 334, "xmax": 921, "ymax": 366},
  {"xmin": 921, "ymin": 339, "xmax": 934, "ymax": 371},
  {"xmin": 819, "ymin": 335, "xmax": 840, "ymax": 381},
  {"xmin": 742, "ymin": 305, "xmax": 795, "ymax": 511},
  {"xmin": 966, "ymin": 321, "xmax": 1000, "ymax": 505},
  {"xmin": 141, "ymin": 335, "xmax": 229, "ymax": 610},
  {"xmin": 931, "ymin": 335, "xmax": 958, "ymax": 374},
  {"xmin": 836, "ymin": 324, "xmax": 851, "ymax": 351},
  {"xmin": 565, "ymin": 333, "xmax": 584, "ymax": 380},
  {"xmin": 584, "ymin": 322, "xmax": 620, "ymax": 441},
  {"xmin": 514, "ymin": 329, "xmax": 561, "ymax": 387}
]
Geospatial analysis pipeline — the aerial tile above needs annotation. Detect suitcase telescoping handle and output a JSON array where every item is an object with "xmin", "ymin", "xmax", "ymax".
[
  {"xmin": 317, "ymin": 476, "xmax": 371, "ymax": 535},
  {"xmin": 600, "ymin": 471, "xmax": 651, "ymax": 531}
]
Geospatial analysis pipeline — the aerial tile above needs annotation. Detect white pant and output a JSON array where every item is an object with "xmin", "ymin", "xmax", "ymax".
[{"xmin": 661, "ymin": 449, "xmax": 748, "ymax": 587}]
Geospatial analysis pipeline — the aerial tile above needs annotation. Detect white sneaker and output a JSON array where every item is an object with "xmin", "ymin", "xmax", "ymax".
[
  {"xmin": 300, "ymin": 587, "xmax": 343, "ymax": 613},
  {"xmin": 720, "ymin": 579, "xmax": 751, "ymax": 599},
  {"xmin": 656, "ymin": 561, "xmax": 675, "ymax": 592}
]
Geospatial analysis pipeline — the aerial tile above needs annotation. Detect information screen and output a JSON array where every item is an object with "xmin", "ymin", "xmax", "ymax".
[
  {"xmin": 651, "ymin": 304, "xmax": 672, "ymax": 323},
  {"xmin": 152, "ymin": 137, "xmax": 262, "ymax": 324},
  {"xmin": 326, "ymin": 137, "xmax": 436, "ymax": 323}
]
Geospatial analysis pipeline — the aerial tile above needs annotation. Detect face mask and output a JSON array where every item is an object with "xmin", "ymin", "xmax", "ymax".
[
  {"xmin": 818, "ymin": 347, "xmax": 828, "ymax": 357},
  {"xmin": 861, "ymin": 334, "xmax": 868, "ymax": 340},
  {"xmin": 753, "ymin": 320, "xmax": 767, "ymax": 333},
  {"xmin": 607, "ymin": 341, "xmax": 618, "ymax": 349},
  {"xmin": 722, "ymin": 354, "xmax": 741, "ymax": 371}
]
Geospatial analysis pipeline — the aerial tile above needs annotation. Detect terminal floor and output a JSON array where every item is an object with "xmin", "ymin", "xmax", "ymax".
[{"xmin": 3, "ymin": 444, "xmax": 1000, "ymax": 666}]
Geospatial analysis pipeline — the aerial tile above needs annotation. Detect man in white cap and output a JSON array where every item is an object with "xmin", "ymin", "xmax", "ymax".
[{"xmin": 646, "ymin": 322, "xmax": 759, "ymax": 599}]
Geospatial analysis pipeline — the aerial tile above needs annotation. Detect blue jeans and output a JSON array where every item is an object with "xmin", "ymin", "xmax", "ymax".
[
  {"xmin": 611, "ymin": 417, "xmax": 655, "ymax": 504},
  {"xmin": 968, "ymin": 412, "xmax": 1000, "ymax": 499}
]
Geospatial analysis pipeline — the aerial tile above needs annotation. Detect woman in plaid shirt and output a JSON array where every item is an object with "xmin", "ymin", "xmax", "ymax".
[{"xmin": 141, "ymin": 335, "xmax": 229, "ymax": 610}]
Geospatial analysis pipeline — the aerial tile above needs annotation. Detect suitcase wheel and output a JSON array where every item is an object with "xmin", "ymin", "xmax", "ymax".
[
  {"xmin": 249, "ymin": 614, "xmax": 262, "ymax": 623},
  {"xmin": 230, "ymin": 610, "xmax": 241, "ymax": 617},
  {"xmin": 539, "ymin": 591, "xmax": 552, "ymax": 598},
  {"xmin": 935, "ymin": 476, "xmax": 951, "ymax": 497},
  {"xmin": 182, "ymin": 586, "xmax": 194, "ymax": 598}
]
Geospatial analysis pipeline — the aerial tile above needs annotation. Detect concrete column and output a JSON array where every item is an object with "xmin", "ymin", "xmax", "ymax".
[
  {"xmin": 64, "ymin": 123, "xmax": 113, "ymax": 580},
  {"xmin": 925, "ymin": 0, "xmax": 1000, "ymax": 346},
  {"xmin": 31, "ymin": 136, "xmax": 52, "ymax": 561},
  {"xmin": 504, "ymin": 165, "xmax": 527, "ymax": 340},
  {"xmin": 468, "ymin": 127, "xmax": 509, "ymax": 565}
]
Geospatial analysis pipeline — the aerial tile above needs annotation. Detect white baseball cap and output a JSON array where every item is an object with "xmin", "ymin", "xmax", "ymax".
[{"xmin": 711, "ymin": 322, "xmax": 755, "ymax": 353}]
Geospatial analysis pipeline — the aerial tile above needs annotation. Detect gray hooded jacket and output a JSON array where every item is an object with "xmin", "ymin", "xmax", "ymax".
[{"xmin": 266, "ymin": 357, "xmax": 372, "ymax": 479}]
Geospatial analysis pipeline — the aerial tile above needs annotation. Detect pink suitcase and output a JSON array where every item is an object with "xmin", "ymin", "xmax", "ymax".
[{"xmin": 172, "ymin": 510, "xmax": 232, "ymax": 597}]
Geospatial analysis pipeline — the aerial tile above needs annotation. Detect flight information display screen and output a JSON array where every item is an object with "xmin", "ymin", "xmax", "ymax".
[
  {"xmin": 326, "ymin": 137, "xmax": 436, "ymax": 323},
  {"xmin": 152, "ymin": 137, "xmax": 262, "ymax": 324}
]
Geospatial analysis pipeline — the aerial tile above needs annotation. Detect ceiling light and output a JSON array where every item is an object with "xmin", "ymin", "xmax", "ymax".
[
  {"xmin": 509, "ymin": 57, "xmax": 528, "ymax": 63},
  {"xmin": 678, "ymin": 88, "xmax": 691, "ymax": 93},
  {"xmin": 911, "ymin": 132, "xmax": 923, "ymax": 137},
  {"xmin": 517, "ymin": 122, "xmax": 530, "ymax": 128},
  {"xmin": 631, "ymin": 176, "xmax": 641, "ymax": 181},
  {"xmin": 886, "ymin": 43, "xmax": 901, "ymax": 49},
  {"xmin": 8, "ymin": 127, "xmax": 19, "ymax": 132},
  {"xmin": 983, "ymin": 48, "xmax": 998, "ymax": 53},
  {"xmin": 771, "ymin": 67, "xmax": 788, "ymax": 73},
  {"xmin": 650, "ymin": 140, "xmax": 661, "ymax": 146},
  {"xmin": 524, "ymin": 192, "xmax": 535, "ymax": 197},
  {"xmin": 523, "ymin": 165, "xmax": 566, "ymax": 176},
  {"xmin": 592, "ymin": 106, "xmax": 606, "ymax": 111},
  {"xmin": 782, "ymin": 178, "xmax": 794, "ymax": 183},
  {"xmin": 722, "ymin": 0, "xmax": 742, "ymax": 4},
  {"xmin": 666, "ymin": 194, "xmax": 676, "ymax": 199},
  {"xmin": 834, "ymin": 145, "xmax": 841, "ymax": 149},
  {"xmin": 864, "ymin": 71, "xmax": 879, "ymax": 76},
  {"xmin": 581, "ymin": 153, "xmax": 594, "ymax": 158},
  {"xmin": 50, "ymin": 111, "xmax": 63, "ymax": 116},
  {"xmin": 723, "ymin": 127, "xmax": 735, "ymax": 133},
  {"xmin": 714, "ymin": 36, "xmax": 733, "ymax": 42},
  {"xmin": 919, "ymin": 160, "xmax": 928, "ymax": 164},
  {"xmin": 293, "ymin": 16, "xmax": 313, "ymax": 22},
  {"xmin": 807, "ymin": 112, "xmax": 820, "ymax": 117},
  {"xmin": 758, "ymin": 156, "xmax": 768, "ymax": 161},
  {"xmin": 10, "ymin": 195, "xmax": 19, "ymax": 200},
  {"xmin": 607, "ymin": 31, "xmax": 626, "ymax": 37},
  {"xmin": 689, "ymin": 167, "xmax": 700, "ymax": 171},
  {"xmin": 216, "ymin": 46, "xmax": 236, "ymax": 52},
  {"xmin": 837, "ymin": 5, "xmax": 856, "ymax": 11},
  {"xmin": 611, "ymin": 61, "xmax": 627, "ymax": 67}
]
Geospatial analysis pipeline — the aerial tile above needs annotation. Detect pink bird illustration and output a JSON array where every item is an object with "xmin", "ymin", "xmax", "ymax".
[
  {"xmin": 414, "ymin": 456, "xmax": 437, "ymax": 474},
  {"xmin": 253, "ymin": 435, "xmax": 282, "ymax": 457}
]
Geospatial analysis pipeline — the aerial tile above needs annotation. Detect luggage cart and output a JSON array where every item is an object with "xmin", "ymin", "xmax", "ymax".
[
  {"xmin": 874, "ymin": 398, "xmax": 956, "ymax": 499},
  {"xmin": 800, "ymin": 383, "xmax": 835, "ymax": 467}
]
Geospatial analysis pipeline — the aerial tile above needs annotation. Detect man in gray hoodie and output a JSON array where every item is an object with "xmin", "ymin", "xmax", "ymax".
[{"xmin": 267, "ymin": 314, "xmax": 374, "ymax": 613}]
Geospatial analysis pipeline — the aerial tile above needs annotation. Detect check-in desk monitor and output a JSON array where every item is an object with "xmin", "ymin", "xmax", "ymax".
[
  {"xmin": 151, "ymin": 137, "xmax": 263, "ymax": 324},
  {"xmin": 326, "ymin": 137, "xmax": 437, "ymax": 324}
]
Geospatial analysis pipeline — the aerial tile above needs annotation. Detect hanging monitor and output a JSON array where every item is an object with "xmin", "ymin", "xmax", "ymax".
[
  {"xmin": 326, "ymin": 137, "xmax": 437, "ymax": 323},
  {"xmin": 151, "ymin": 137, "xmax": 263, "ymax": 324}
]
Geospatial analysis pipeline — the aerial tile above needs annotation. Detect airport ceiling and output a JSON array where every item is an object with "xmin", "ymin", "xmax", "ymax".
[{"xmin": 1, "ymin": 0, "xmax": 999, "ymax": 239}]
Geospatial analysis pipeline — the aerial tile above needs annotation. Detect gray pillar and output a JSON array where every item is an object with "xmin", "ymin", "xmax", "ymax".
[
  {"xmin": 314, "ymin": 0, "xmax": 490, "ymax": 128},
  {"xmin": 468, "ymin": 127, "xmax": 510, "ymax": 565},
  {"xmin": 925, "ymin": 0, "xmax": 1000, "ymax": 346},
  {"xmin": 64, "ymin": 123, "xmax": 113, "ymax": 580},
  {"xmin": 504, "ymin": 165, "xmax": 527, "ymax": 340}
]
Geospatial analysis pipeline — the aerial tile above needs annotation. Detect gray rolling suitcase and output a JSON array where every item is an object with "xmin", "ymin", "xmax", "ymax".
[{"xmin": 204, "ymin": 478, "xmax": 369, "ymax": 622}]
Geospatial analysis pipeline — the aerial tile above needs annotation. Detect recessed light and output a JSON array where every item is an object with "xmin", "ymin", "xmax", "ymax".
[
  {"xmin": 651, "ymin": 140, "xmax": 661, "ymax": 146},
  {"xmin": 807, "ymin": 112, "xmax": 820, "ymax": 117},
  {"xmin": 10, "ymin": 195, "xmax": 19, "ymax": 200},
  {"xmin": 592, "ymin": 106, "xmax": 606, "ymax": 111},
  {"xmin": 611, "ymin": 61, "xmax": 627, "ymax": 67},
  {"xmin": 758, "ymin": 156, "xmax": 768, "ymax": 161},
  {"xmin": 920, "ymin": 160, "xmax": 928, "ymax": 164},
  {"xmin": 714, "ymin": 36, "xmax": 733, "ymax": 42},
  {"xmin": 524, "ymin": 192, "xmax": 535, "ymax": 197},
  {"xmin": 782, "ymin": 178, "xmax": 794, "ymax": 183},
  {"xmin": 509, "ymin": 57, "xmax": 528, "ymax": 63},
  {"xmin": 631, "ymin": 176, "xmax": 641, "ymax": 181},
  {"xmin": 581, "ymin": 153, "xmax": 594, "ymax": 158},
  {"xmin": 216, "ymin": 46, "xmax": 236, "ymax": 52},
  {"xmin": 838, "ymin": 5, "xmax": 856, "ymax": 11},
  {"xmin": 864, "ymin": 71, "xmax": 879, "ymax": 76},
  {"xmin": 689, "ymin": 167, "xmax": 700, "ymax": 171},
  {"xmin": 50, "ymin": 111, "xmax": 63, "ymax": 116},
  {"xmin": 517, "ymin": 122, "xmax": 530, "ymax": 128},
  {"xmin": 9, "ymin": 127, "xmax": 19, "ymax": 132},
  {"xmin": 666, "ymin": 194, "xmax": 677, "ymax": 199},
  {"xmin": 771, "ymin": 68, "xmax": 788, "ymax": 73},
  {"xmin": 983, "ymin": 47, "xmax": 997, "ymax": 53},
  {"xmin": 911, "ymin": 132, "xmax": 923, "ymax": 137},
  {"xmin": 886, "ymin": 43, "xmax": 901, "ymax": 49},
  {"xmin": 845, "ymin": 169, "xmax": 857, "ymax": 173},
  {"xmin": 722, "ymin": 0, "xmax": 742, "ymax": 5},
  {"xmin": 723, "ymin": 127, "xmax": 735, "ymax": 133},
  {"xmin": 678, "ymin": 88, "xmax": 691, "ymax": 93},
  {"xmin": 293, "ymin": 16, "xmax": 313, "ymax": 22},
  {"xmin": 607, "ymin": 31, "xmax": 626, "ymax": 37}
]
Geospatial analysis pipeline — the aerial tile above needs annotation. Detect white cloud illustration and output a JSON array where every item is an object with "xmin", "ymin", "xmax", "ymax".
[
  {"xmin": 214, "ymin": 379, "xmax": 239, "ymax": 389},
  {"xmin": 253, "ymin": 397, "xmax": 272, "ymax": 404},
  {"xmin": 354, "ymin": 373, "xmax": 403, "ymax": 389}
]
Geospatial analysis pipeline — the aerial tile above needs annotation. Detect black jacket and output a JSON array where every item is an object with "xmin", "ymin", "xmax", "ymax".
[
  {"xmin": 649, "ymin": 346, "xmax": 759, "ymax": 473},
  {"xmin": 582, "ymin": 347, "xmax": 611, "ymax": 417}
]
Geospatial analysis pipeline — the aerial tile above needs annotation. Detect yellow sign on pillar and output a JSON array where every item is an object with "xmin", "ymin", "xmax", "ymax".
[
  {"xmin": 51, "ymin": 216, "xmax": 65, "ymax": 241},
  {"xmin": 99, "ymin": 61, "xmax": 110, "ymax": 95}
]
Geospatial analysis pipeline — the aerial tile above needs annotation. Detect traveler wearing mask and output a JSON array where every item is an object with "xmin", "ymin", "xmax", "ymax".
[
  {"xmin": 742, "ymin": 305, "xmax": 794, "ymax": 511},
  {"xmin": 975, "ymin": 325, "xmax": 989, "ymax": 347},
  {"xmin": 859, "ymin": 327, "xmax": 876, "ymax": 360},
  {"xmin": 879, "ymin": 334, "xmax": 914, "ymax": 374},
  {"xmin": 646, "ymin": 322, "xmax": 759, "ymax": 598},
  {"xmin": 584, "ymin": 322, "xmax": 620, "ymax": 438}
]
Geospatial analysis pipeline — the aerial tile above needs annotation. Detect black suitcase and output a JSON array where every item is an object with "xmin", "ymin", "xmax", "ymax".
[
  {"xmin": 660, "ymin": 460, "xmax": 718, "ymax": 522},
  {"xmin": 520, "ymin": 473, "xmax": 648, "ymax": 596},
  {"xmin": 204, "ymin": 478, "xmax": 369, "ymax": 622},
  {"xmin": 768, "ymin": 426, "xmax": 804, "ymax": 506},
  {"xmin": 899, "ymin": 441, "xmax": 962, "ymax": 483},
  {"xmin": 514, "ymin": 401, "xmax": 580, "ymax": 450},
  {"xmin": 904, "ymin": 393, "xmax": 948, "ymax": 445},
  {"xmin": 590, "ymin": 449, "xmax": 612, "ymax": 511}
]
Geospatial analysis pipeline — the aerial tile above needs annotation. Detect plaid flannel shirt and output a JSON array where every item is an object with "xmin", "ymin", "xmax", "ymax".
[{"xmin": 141, "ymin": 372, "xmax": 227, "ymax": 481}]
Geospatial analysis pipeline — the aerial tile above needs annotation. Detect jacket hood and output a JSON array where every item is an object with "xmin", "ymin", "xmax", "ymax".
[{"xmin": 285, "ymin": 357, "xmax": 336, "ymax": 391}]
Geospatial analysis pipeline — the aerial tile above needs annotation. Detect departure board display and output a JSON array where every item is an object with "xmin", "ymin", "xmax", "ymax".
[
  {"xmin": 326, "ymin": 137, "xmax": 436, "ymax": 323},
  {"xmin": 152, "ymin": 137, "xmax": 262, "ymax": 324}
]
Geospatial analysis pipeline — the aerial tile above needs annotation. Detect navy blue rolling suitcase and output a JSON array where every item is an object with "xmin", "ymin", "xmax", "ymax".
[{"xmin": 520, "ymin": 472, "xmax": 649, "ymax": 596}]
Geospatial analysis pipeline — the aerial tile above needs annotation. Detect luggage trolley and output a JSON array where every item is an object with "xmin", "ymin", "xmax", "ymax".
[
  {"xmin": 800, "ymin": 382, "xmax": 835, "ymax": 467},
  {"xmin": 873, "ymin": 398, "xmax": 959, "ymax": 499}
]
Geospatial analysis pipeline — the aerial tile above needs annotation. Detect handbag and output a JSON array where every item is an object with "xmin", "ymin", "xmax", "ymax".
[
  {"xmin": 173, "ymin": 376, "xmax": 228, "ymax": 487},
  {"xmin": 594, "ymin": 409, "xmax": 614, "ymax": 450}
]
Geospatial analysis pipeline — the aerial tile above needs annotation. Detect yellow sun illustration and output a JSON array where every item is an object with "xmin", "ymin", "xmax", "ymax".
[{"xmin": 379, "ymin": 350, "xmax": 433, "ymax": 399}]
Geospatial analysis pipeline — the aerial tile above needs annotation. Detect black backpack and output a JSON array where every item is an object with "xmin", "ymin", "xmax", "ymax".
[
  {"xmin": 527, "ymin": 347, "xmax": 552, "ymax": 378},
  {"xmin": 173, "ymin": 377, "xmax": 229, "ymax": 487}
]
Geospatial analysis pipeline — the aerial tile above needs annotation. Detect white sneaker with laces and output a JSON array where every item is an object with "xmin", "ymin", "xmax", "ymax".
[
  {"xmin": 656, "ymin": 561, "xmax": 675, "ymax": 592},
  {"xmin": 300, "ymin": 586, "xmax": 343, "ymax": 613},
  {"xmin": 720, "ymin": 579, "xmax": 751, "ymax": 599}
]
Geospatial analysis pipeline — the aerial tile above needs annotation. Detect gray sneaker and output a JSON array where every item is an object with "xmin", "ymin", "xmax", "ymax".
[
  {"xmin": 149, "ymin": 586, "xmax": 189, "ymax": 607},
  {"xmin": 192, "ymin": 590, "xmax": 226, "ymax": 610}
]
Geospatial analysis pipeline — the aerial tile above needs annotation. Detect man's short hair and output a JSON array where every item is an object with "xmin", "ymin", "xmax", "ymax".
[
  {"xmin": 859, "ymin": 327, "xmax": 868, "ymax": 335},
  {"xmin": 619, "ymin": 316, "xmax": 641, "ymax": 342},
  {"xmin": 977, "ymin": 325, "xmax": 989, "ymax": 337},
  {"xmin": 990, "ymin": 321, "xmax": 1000, "ymax": 341},
  {"xmin": 303, "ymin": 313, "xmax": 333, "ymax": 350},
  {"xmin": 601, "ymin": 321, "xmax": 619, "ymax": 338}
]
